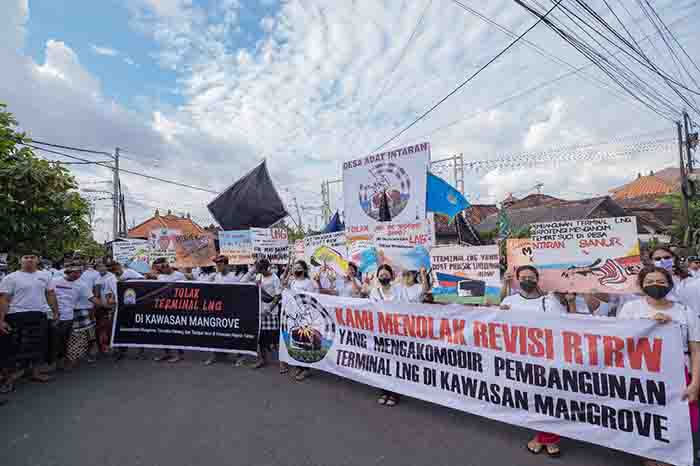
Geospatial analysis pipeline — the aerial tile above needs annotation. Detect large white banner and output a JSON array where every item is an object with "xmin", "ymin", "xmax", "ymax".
[
  {"xmin": 280, "ymin": 292, "xmax": 692, "ymax": 466},
  {"xmin": 343, "ymin": 142, "xmax": 430, "ymax": 230},
  {"xmin": 250, "ymin": 227, "xmax": 290, "ymax": 265}
]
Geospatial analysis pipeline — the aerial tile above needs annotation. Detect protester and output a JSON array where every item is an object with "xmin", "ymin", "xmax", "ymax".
[
  {"xmin": 94, "ymin": 260, "xmax": 118, "ymax": 357},
  {"xmin": 241, "ymin": 259, "xmax": 281, "ymax": 370},
  {"xmin": 112, "ymin": 262, "xmax": 144, "ymax": 281},
  {"xmin": 49, "ymin": 263, "xmax": 90, "ymax": 370},
  {"xmin": 649, "ymin": 246, "xmax": 695, "ymax": 304},
  {"xmin": 327, "ymin": 262, "xmax": 364, "ymax": 298},
  {"xmin": 550, "ymin": 292, "xmax": 609, "ymax": 315},
  {"xmin": 368, "ymin": 264, "xmax": 428, "ymax": 407},
  {"xmin": 0, "ymin": 253, "xmax": 58, "ymax": 393},
  {"xmin": 204, "ymin": 256, "xmax": 240, "ymax": 366},
  {"xmin": 148, "ymin": 258, "xmax": 186, "ymax": 363},
  {"xmin": 282, "ymin": 260, "xmax": 318, "ymax": 380},
  {"xmin": 618, "ymin": 266, "xmax": 700, "ymax": 466},
  {"xmin": 687, "ymin": 255, "xmax": 700, "ymax": 278},
  {"xmin": 500, "ymin": 265, "xmax": 561, "ymax": 456},
  {"xmin": 71, "ymin": 259, "xmax": 100, "ymax": 363}
]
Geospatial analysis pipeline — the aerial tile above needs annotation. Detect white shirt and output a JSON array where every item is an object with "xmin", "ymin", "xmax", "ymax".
[
  {"xmin": 0, "ymin": 271, "xmax": 54, "ymax": 314},
  {"xmin": 119, "ymin": 268, "xmax": 144, "ymax": 281},
  {"xmin": 211, "ymin": 272, "xmax": 240, "ymax": 283},
  {"xmin": 501, "ymin": 293, "xmax": 561, "ymax": 314},
  {"xmin": 260, "ymin": 273, "xmax": 282, "ymax": 314},
  {"xmin": 289, "ymin": 278, "xmax": 318, "ymax": 292},
  {"xmin": 548, "ymin": 295, "xmax": 610, "ymax": 316},
  {"xmin": 156, "ymin": 271, "xmax": 186, "ymax": 282},
  {"xmin": 397, "ymin": 283, "xmax": 424, "ymax": 303},
  {"xmin": 619, "ymin": 299, "xmax": 700, "ymax": 354},
  {"xmin": 52, "ymin": 277, "xmax": 92, "ymax": 321},
  {"xmin": 336, "ymin": 278, "xmax": 361, "ymax": 298},
  {"xmin": 77, "ymin": 268, "xmax": 100, "ymax": 310},
  {"xmin": 674, "ymin": 277, "xmax": 700, "ymax": 314},
  {"xmin": 96, "ymin": 273, "xmax": 118, "ymax": 303},
  {"xmin": 370, "ymin": 285, "xmax": 402, "ymax": 302}
]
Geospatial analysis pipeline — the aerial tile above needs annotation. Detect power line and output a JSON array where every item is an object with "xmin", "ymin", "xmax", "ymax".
[
  {"xmin": 26, "ymin": 139, "xmax": 112, "ymax": 157},
  {"xmin": 22, "ymin": 143, "xmax": 113, "ymax": 165},
  {"xmin": 371, "ymin": 0, "xmax": 564, "ymax": 152}
]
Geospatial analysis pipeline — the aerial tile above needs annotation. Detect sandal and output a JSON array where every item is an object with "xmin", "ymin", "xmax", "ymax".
[
  {"xmin": 295, "ymin": 368, "xmax": 311, "ymax": 381},
  {"xmin": 545, "ymin": 444, "xmax": 561, "ymax": 457},
  {"xmin": 377, "ymin": 394, "xmax": 388, "ymax": 405},
  {"xmin": 526, "ymin": 440, "xmax": 544, "ymax": 455},
  {"xmin": 280, "ymin": 365, "xmax": 289, "ymax": 375},
  {"xmin": 385, "ymin": 395, "xmax": 399, "ymax": 407}
]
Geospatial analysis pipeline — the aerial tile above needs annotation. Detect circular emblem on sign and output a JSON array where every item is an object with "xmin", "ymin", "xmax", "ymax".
[
  {"xmin": 358, "ymin": 162, "xmax": 411, "ymax": 221},
  {"xmin": 281, "ymin": 293, "xmax": 335, "ymax": 363},
  {"xmin": 123, "ymin": 289, "xmax": 137, "ymax": 305}
]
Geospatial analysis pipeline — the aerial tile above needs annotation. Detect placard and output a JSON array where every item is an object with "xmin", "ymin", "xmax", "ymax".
[
  {"xmin": 219, "ymin": 230, "xmax": 253, "ymax": 265},
  {"xmin": 304, "ymin": 232, "xmax": 348, "ymax": 286},
  {"xmin": 149, "ymin": 228, "xmax": 180, "ymax": 264},
  {"xmin": 373, "ymin": 220, "xmax": 433, "ymax": 275},
  {"xmin": 112, "ymin": 239, "xmax": 151, "ymax": 273},
  {"xmin": 174, "ymin": 234, "xmax": 217, "ymax": 268},
  {"xmin": 250, "ymin": 227, "xmax": 290, "ymax": 265},
  {"xmin": 431, "ymin": 245, "xmax": 501, "ymax": 304}
]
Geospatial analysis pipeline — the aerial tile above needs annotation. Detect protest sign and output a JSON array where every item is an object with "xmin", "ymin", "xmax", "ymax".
[
  {"xmin": 505, "ymin": 238, "xmax": 534, "ymax": 290},
  {"xmin": 346, "ymin": 225, "xmax": 377, "ymax": 274},
  {"xmin": 293, "ymin": 239, "xmax": 305, "ymax": 261},
  {"xmin": 373, "ymin": 220, "xmax": 433, "ymax": 275},
  {"xmin": 219, "ymin": 230, "xmax": 253, "ymax": 265},
  {"xmin": 149, "ymin": 228, "xmax": 180, "ymax": 264},
  {"xmin": 112, "ymin": 281, "xmax": 259, "ymax": 354},
  {"xmin": 112, "ymin": 239, "xmax": 151, "ymax": 273},
  {"xmin": 280, "ymin": 292, "xmax": 691, "ymax": 466},
  {"xmin": 174, "ymin": 234, "xmax": 217, "ymax": 268},
  {"xmin": 343, "ymin": 142, "xmax": 430, "ymax": 230},
  {"xmin": 251, "ymin": 227, "xmax": 290, "ymax": 265},
  {"xmin": 530, "ymin": 216, "xmax": 642, "ymax": 293},
  {"xmin": 304, "ymin": 232, "xmax": 348, "ymax": 287},
  {"xmin": 430, "ymin": 245, "xmax": 501, "ymax": 305}
]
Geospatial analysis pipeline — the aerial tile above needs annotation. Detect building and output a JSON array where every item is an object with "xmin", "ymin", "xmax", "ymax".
[{"xmin": 127, "ymin": 209, "xmax": 207, "ymax": 239}]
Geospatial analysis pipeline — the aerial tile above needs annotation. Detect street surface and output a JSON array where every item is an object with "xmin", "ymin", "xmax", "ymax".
[{"xmin": 2, "ymin": 351, "xmax": 638, "ymax": 466}]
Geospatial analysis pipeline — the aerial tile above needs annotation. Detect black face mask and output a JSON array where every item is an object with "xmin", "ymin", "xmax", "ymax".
[
  {"xmin": 294, "ymin": 270, "xmax": 304, "ymax": 278},
  {"xmin": 378, "ymin": 277, "xmax": 392, "ymax": 286},
  {"xmin": 643, "ymin": 285, "xmax": 672, "ymax": 300},
  {"xmin": 519, "ymin": 280, "xmax": 538, "ymax": 293}
]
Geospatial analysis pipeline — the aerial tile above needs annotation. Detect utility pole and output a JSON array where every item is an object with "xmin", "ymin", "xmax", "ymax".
[
  {"xmin": 321, "ymin": 181, "xmax": 329, "ymax": 224},
  {"xmin": 112, "ymin": 147, "xmax": 120, "ymax": 241},
  {"xmin": 455, "ymin": 153, "xmax": 465, "ymax": 195},
  {"xmin": 292, "ymin": 196, "xmax": 303, "ymax": 234},
  {"xmin": 678, "ymin": 121, "xmax": 690, "ymax": 245}
]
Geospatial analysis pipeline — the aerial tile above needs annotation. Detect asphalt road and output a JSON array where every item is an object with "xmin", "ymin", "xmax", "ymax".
[{"xmin": 1, "ymin": 351, "xmax": 639, "ymax": 466}]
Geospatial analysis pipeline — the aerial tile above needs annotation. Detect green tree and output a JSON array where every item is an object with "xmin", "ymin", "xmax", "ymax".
[
  {"xmin": 0, "ymin": 103, "xmax": 93, "ymax": 262},
  {"xmin": 662, "ymin": 192, "xmax": 700, "ymax": 245}
]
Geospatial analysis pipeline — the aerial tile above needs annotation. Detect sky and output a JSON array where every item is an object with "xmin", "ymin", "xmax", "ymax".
[{"xmin": 1, "ymin": 0, "xmax": 696, "ymax": 242}]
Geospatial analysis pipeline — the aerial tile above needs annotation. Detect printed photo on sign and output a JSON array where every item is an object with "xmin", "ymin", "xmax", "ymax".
[
  {"xmin": 149, "ymin": 228, "xmax": 180, "ymax": 264},
  {"xmin": 343, "ymin": 142, "xmax": 430, "ymax": 230},
  {"xmin": 430, "ymin": 245, "xmax": 501, "ymax": 305},
  {"xmin": 219, "ymin": 230, "xmax": 253, "ymax": 265},
  {"xmin": 175, "ymin": 234, "xmax": 217, "ymax": 268},
  {"xmin": 530, "ymin": 216, "xmax": 642, "ymax": 294}
]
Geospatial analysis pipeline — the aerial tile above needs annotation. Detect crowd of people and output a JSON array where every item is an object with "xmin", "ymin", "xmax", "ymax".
[{"xmin": 1, "ymin": 247, "xmax": 700, "ymax": 466}]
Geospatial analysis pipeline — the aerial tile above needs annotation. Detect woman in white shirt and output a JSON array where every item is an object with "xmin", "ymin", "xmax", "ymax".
[
  {"xmin": 501, "ymin": 265, "xmax": 561, "ymax": 457},
  {"xmin": 618, "ymin": 266, "xmax": 700, "ymax": 458},
  {"xmin": 282, "ymin": 260, "xmax": 318, "ymax": 381},
  {"xmin": 550, "ymin": 292, "xmax": 609, "ymax": 316},
  {"xmin": 330, "ymin": 262, "xmax": 365, "ymax": 298},
  {"xmin": 649, "ymin": 246, "xmax": 696, "ymax": 310}
]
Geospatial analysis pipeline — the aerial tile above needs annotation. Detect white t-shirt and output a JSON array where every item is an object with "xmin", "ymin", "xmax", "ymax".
[
  {"xmin": 0, "ymin": 271, "xmax": 54, "ymax": 314},
  {"xmin": 336, "ymin": 278, "xmax": 362, "ymax": 298},
  {"xmin": 77, "ymin": 268, "xmax": 100, "ymax": 310},
  {"xmin": 211, "ymin": 272, "xmax": 240, "ymax": 283},
  {"xmin": 397, "ymin": 283, "xmax": 424, "ymax": 303},
  {"xmin": 157, "ymin": 271, "xmax": 186, "ymax": 282},
  {"xmin": 370, "ymin": 285, "xmax": 402, "ymax": 302},
  {"xmin": 289, "ymin": 278, "xmax": 318, "ymax": 293},
  {"xmin": 96, "ymin": 273, "xmax": 118, "ymax": 303},
  {"xmin": 674, "ymin": 277, "xmax": 700, "ymax": 314},
  {"xmin": 260, "ymin": 274, "xmax": 282, "ymax": 314},
  {"xmin": 549, "ymin": 295, "xmax": 610, "ymax": 316},
  {"xmin": 618, "ymin": 300, "xmax": 700, "ymax": 354},
  {"xmin": 501, "ymin": 293, "xmax": 561, "ymax": 314},
  {"xmin": 52, "ymin": 277, "xmax": 93, "ymax": 321},
  {"xmin": 119, "ymin": 268, "xmax": 144, "ymax": 281}
]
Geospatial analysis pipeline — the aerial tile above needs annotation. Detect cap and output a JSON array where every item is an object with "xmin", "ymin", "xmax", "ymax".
[{"xmin": 213, "ymin": 255, "xmax": 229, "ymax": 264}]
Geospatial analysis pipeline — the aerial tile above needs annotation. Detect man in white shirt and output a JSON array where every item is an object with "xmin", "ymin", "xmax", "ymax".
[
  {"xmin": 148, "ymin": 258, "xmax": 186, "ymax": 362},
  {"xmin": 94, "ymin": 260, "xmax": 118, "ymax": 355},
  {"xmin": 500, "ymin": 265, "xmax": 558, "ymax": 314},
  {"xmin": 111, "ymin": 262, "xmax": 144, "ymax": 281},
  {"xmin": 50, "ymin": 263, "xmax": 96, "ymax": 369},
  {"xmin": 203, "ymin": 256, "xmax": 240, "ymax": 366},
  {"xmin": 74, "ymin": 260, "xmax": 100, "ymax": 362},
  {"xmin": 0, "ymin": 252, "xmax": 58, "ymax": 389}
]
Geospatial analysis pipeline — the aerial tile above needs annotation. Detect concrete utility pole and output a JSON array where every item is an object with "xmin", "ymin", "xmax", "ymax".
[
  {"xmin": 112, "ymin": 147, "xmax": 120, "ymax": 241},
  {"xmin": 678, "ymin": 121, "xmax": 690, "ymax": 245}
]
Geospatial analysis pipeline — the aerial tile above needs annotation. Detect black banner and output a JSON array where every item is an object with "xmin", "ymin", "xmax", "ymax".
[{"xmin": 112, "ymin": 281, "xmax": 260, "ymax": 354}]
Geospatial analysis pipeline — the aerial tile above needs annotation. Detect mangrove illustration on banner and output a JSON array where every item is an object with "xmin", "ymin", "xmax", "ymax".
[
  {"xmin": 530, "ymin": 216, "xmax": 642, "ymax": 293},
  {"xmin": 343, "ymin": 142, "xmax": 430, "ymax": 230},
  {"xmin": 218, "ymin": 230, "xmax": 254, "ymax": 265},
  {"xmin": 112, "ymin": 281, "xmax": 260, "ymax": 354},
  {"xmin": 279, "ymin": 291, "xmax": 692, "ymax": 466},
  {"xmin": 430, "ymin": 245, "xmax": 502, "ymax": 305}
]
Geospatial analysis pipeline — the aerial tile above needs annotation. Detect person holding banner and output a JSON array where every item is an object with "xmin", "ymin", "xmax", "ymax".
[
  {"xmin": 241, "ymin": 259, "xmax": 282, "ymax": 370},
  {"xmin": 283, "ymin": 260, "xmax": 318, "ymax": 381},
  {"xmin": 330, "ymin": 262, "xmax": 364, "ymax": 298},
  {"xmin": 649, "ymin": 247, "xmax": 699, "ymax": 311},
  {"xmin": 149, "ymin": 258, "xmax": 186, "ymax": 363},
  {"xmin": 618, "ymin": 266, "xmax": 700, "ymax": 466},
  {"xmin": 204, "ymin": 256, "xmax": 241, "ymax": 366},
  {"xmin": 94, "ymin": 260, "xmax": 118, "ymax": 357},
  {"xmin": 550, "ymin": 292, "xmax": 610, "ymax": 316}
]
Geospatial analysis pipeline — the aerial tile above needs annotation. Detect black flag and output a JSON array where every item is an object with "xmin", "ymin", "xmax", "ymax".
[
  {"xmin": 378, "ymin": 190, "xmax": 392, "ymax": 222},
  {"xmin": 207, "ymin": 161, "xmax": 288, "ymax": 230}
]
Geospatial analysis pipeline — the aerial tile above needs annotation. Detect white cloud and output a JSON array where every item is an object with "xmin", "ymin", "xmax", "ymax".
[
  {"xmin": 90, "ymin": 44, "xmax": 118, "ymax": 56},
  {"xmin": 260, "ymin": 16, "xmax": 275, "ymax": 33}
]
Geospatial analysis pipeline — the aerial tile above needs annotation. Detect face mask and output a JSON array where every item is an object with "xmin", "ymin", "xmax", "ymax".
[
  {"xmin": 519, "ymin": 280, "xmax": 537, "ymax": 293},
  {"xmin": 378, "ymin": 277, "xmax": 392, "ymax": 286},
  {"xmin": 643, "ymin": 284, "xmax": 672, "ymax": 300},
  {"xmin": 294, "ymin": 270, "xmax": 304, "ymax": 278},
  {"xmin": 653, "ymin": 258, "xmax": 674, "ymax": 271}
]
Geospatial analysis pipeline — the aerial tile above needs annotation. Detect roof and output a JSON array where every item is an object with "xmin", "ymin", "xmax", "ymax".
[
  {"xmin": 434, "ymin": 213, "xmax": 482, "ymax": 245},
  {"xmin": 463, "ymin": 204, "xmax": 498, "ymax": 224},
  {"xmin": 507, "ymin": 194, "xmax": 565, "ymax": 210},
  {"xmin": 615, "ymin": 194, "xmax": 673, "ymax": 210},
  {"xmin": 475, "ymin": 196, "xmax": 625, "ymax": 233},
  {"xmin": 610, "ymin": 168, "xmax": 679, "ymax": 200},
  {"xmin": 128, "ymin": 209, "xmax": 207, "ymax": 239}
]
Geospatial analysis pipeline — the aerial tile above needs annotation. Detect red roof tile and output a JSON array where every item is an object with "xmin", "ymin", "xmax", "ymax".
[
  {"xmin": 610, "ymin": 174, "xmax": 675, "ymax": 200},
  {"xmin": 128, "ymin": 210, "xmax": 206, "ymax": 239}
]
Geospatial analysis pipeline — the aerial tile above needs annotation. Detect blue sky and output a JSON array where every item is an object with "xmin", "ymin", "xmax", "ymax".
[{"xmin": 1, "ymin": 0, "xmax": 698, "ymax": 240}]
